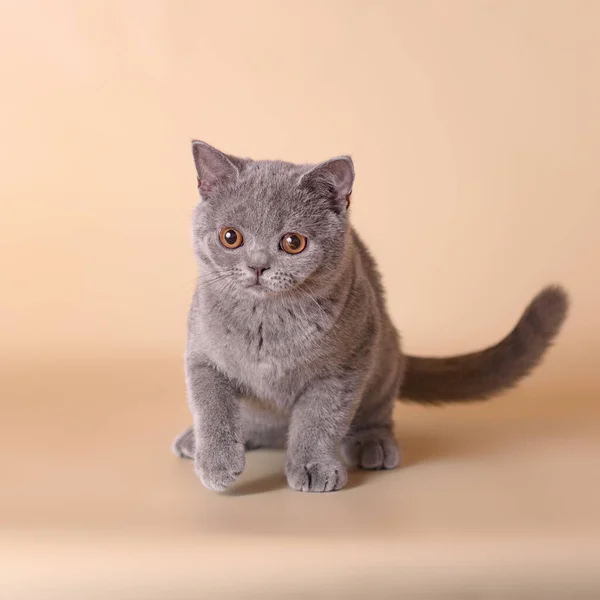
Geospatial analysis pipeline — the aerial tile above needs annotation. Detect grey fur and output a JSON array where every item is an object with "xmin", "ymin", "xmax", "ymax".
[{"xmin": 173, "ymin": 140, "xmax": 569, "ymax": 493}]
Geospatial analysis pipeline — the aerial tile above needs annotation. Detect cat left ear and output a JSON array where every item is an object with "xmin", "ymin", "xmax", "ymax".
[
  {"xmin": 300, "ymin": 156, "xmax": 354, "ymax": 213},
  {"xmin": 191, "ymin": 140, "xmax": 240, "ymax": 195}
]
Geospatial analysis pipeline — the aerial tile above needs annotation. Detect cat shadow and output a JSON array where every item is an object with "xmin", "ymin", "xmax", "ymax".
[
  {"xmin": 395, "ymin": 420, "xmax": 568, "ymax": 470},
  {"xmin": 398, "ymin": 430, "xmax": 466, "ymax": 469},
  {"xmin": 227, "ymin": 471, "xmax": 287, "ymax": 496}
]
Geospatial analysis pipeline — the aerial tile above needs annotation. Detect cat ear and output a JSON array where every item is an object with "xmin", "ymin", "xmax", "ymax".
[
  {"xmin": 222, "ymin": 153, "xmax": 248, "ymax": 173},
  {"xmin": 191, "ymin": 140, "xmax": 240, "ymax": 194},
  {"xmin": 300, "ymin": 156, "xmax": 355, "ymax": 213}
]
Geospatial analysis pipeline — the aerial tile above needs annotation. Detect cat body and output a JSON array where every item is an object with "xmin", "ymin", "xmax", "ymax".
[{"xmin": 173, "ymin": 141, "xmax": 568, "ymax": 493}]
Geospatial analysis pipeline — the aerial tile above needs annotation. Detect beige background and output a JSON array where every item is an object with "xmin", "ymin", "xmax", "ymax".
[{"xmin": 1, "ymin": 1, "xmax": 599, "ymax": 598}]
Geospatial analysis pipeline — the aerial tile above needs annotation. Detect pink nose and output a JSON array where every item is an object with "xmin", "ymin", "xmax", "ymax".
[{"xmin": 249, "ymin": 265, "xmax": 270, "ymax": 283}]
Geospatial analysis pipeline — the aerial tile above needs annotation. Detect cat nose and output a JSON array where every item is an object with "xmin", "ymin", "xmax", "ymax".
[{"xmin": 248, "ymin": 265, "xmax": 270, "ymax": 277}]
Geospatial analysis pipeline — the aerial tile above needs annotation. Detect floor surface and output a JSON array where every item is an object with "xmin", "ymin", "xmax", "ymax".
[{"xmin": 2, "ymin": 353, "xmax": 599, "ymax": 598}]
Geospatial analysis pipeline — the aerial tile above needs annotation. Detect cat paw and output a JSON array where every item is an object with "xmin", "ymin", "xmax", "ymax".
[
  {"xmin": 286, "ymin": 459, "xmax": 348, "ymax": 493},
  {"xmin": 194, "ymin": 441, "xmax": 245, "ymax": 492},
  {"xmin": 171, "ymin": 426, "xmax": 195, "ymax": 459},
  {"xmin": 341, "ymin": 428, "xmax": 401, "ymax": 470}
]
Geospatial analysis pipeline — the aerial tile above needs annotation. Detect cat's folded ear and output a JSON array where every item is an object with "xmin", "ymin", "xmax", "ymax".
[
  {"xmin": 191, "ymin": 140, "xmax": 245, "ymax": 195},
  {"xmin": 299, "ymin": 156, "xmax": 355, "ymax": 213}
]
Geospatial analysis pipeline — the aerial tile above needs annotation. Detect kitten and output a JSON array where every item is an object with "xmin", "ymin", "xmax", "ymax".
[{"xmin": 172, "ymin": 140, "xmax": 568, "ymax": 493}]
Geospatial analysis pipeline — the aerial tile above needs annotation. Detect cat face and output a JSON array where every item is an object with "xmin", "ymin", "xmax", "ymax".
[{"xmin": 191, "ymin": 141, "xmax": 354, "ymax": 296}]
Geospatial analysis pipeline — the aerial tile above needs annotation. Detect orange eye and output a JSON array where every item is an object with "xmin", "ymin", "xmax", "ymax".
[
  {"xmin": 281, "ymin": 233, "xmax": 307, "ymax": 254},
  {"xmin": 219, "ymin": 228, "xmax": 243, "ymax": 249}
]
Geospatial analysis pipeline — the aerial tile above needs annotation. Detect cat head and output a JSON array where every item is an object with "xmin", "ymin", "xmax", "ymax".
[{"xmin": 191, "ymin": 140, "xmax": 354, "ymax": 295}]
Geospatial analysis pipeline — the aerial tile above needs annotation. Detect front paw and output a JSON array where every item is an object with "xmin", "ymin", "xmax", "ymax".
[
  {"xmin": 195, "ymin": 440, "xmax": 245, "ymax": 492},
  {"xmin": 286, "ymin": 459, "xmax": 348, "ymax": 493}
]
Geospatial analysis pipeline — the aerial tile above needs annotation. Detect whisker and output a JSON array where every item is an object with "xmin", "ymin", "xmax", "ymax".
[
  {"xmin": 280, "ymin": 289, "xmax": 313, "ymax": 324},
  {"xmin": 199, "ymin": 272, "xmax": 235, "ymax": 286},
  {"xmin": 299, "ymin": 288, "xmax": 330, "ymax": 322}
]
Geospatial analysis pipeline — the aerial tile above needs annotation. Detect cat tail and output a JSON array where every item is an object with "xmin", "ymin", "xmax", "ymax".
[{"xmin": 399, "ymin": 285, "xmax": 569, "ymax": 404}]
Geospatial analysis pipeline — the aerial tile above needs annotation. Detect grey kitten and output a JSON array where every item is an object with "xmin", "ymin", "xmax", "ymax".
[{"xmin": 172, "ymin": 140, "xmax": 568, "ymax": 493}]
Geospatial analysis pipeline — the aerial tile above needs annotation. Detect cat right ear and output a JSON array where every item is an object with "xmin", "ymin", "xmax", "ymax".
[
  {"xmin": 299, "ymin": 156, "xmax": 355, "ymax": 214},
  {"xmin": 191, "ymin": 140, "xmax": 240, "ymax": 195}
]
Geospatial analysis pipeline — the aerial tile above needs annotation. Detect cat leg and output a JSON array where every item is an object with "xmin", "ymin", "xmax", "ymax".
[
  {"xmin": 186, "ymin": 360, "xmax": 245, "ymax": 491},
  {"xmin": 175, "ymin": 405, "xmax": 400, "ymax": 470},
  {"xmin": 172, "ymin": 401, "xmax": 288, "ymax": 459},
  {"xmin": 285, "ymin": 377, "xmax": 358, "ymax": 492},
  {"xmin": 341, "ymin": 380, "xmax": 401, "ymax": 470}
]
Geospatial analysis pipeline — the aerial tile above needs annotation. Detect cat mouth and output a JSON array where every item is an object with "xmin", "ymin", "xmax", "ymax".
[{"xmin": 247, "ymin": 281, "xmax": 270, "ymax": 292}]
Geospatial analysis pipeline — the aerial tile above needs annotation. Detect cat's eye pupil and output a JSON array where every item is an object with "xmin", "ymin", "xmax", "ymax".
[
  {"xmin": 281, "ymin": 232, "xmax": 306, "ymax": 254},
  {"xmin": 219, "ymin": 227, "xmax": 243, "ymax": 249}
]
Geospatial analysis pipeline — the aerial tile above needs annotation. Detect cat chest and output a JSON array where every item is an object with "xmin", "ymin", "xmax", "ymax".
[{"xmin": 200, "ymin": 314, "xmax": 318, "ymax": 401}]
